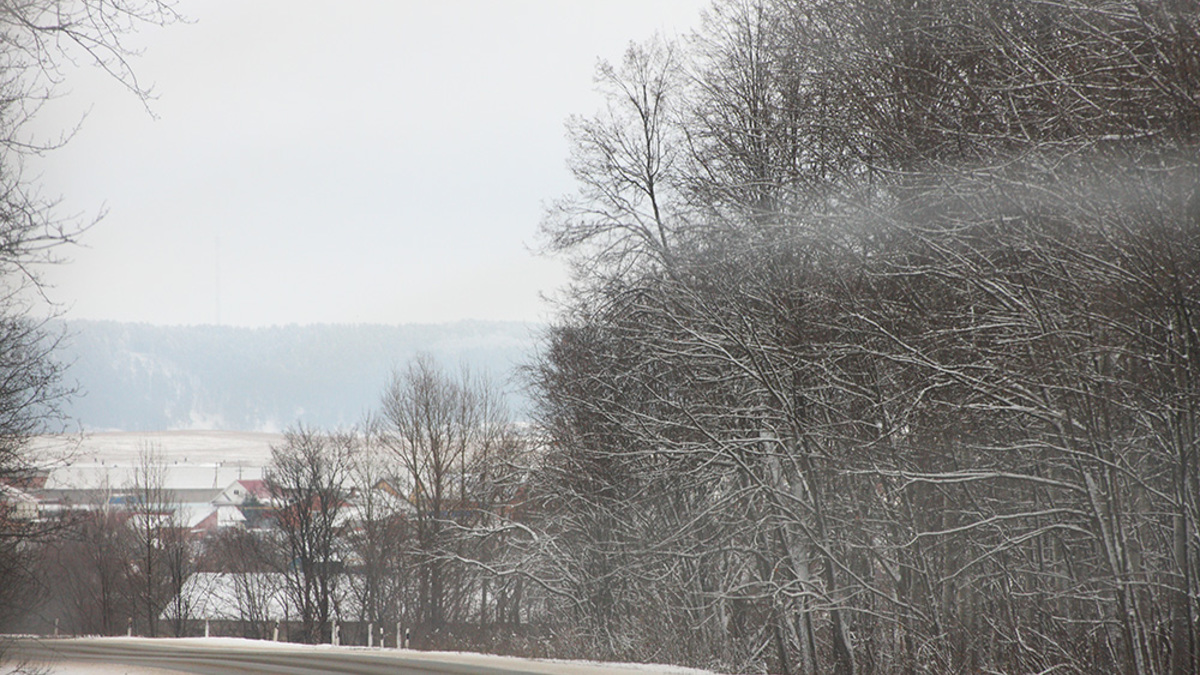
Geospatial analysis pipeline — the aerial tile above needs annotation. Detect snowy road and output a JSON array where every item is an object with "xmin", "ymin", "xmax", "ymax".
[{"xmin": 5, "ymin": 637, "xmax": 711, "ymax": 675}]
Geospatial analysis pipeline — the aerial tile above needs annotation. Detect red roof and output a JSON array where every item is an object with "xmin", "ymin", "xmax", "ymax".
[
  {"xmin": 237, "ymin": 479, "xmax": 271, "ymax": 500},
  {"xmin": 191, "ymin": 510, "xmax": 218, "ymax": 534}
]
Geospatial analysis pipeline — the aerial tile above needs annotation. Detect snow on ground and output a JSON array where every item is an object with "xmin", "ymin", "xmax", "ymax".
[
  {"xmin": 40, "ymin": 663, "xmax": 185, "ymax": 675},
  {"xmin": 43, "ymin": 464, "xmax": 264, "ymax": 492},
  {"xmin": 16, "ymin": 637, "xmax": 720, "ymax": 675},
  {"xmin": 28, "ymin": 431, "xmax": 281, "ymax": 490},
  {"xmin": 30, "ymin": 431, "xmax": 282, "ymax": 468}
]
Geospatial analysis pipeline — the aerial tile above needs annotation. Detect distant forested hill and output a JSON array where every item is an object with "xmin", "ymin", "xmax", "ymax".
[{"xmin": 50, "ymin": 320, "xmax": 539, "ymax": 431}]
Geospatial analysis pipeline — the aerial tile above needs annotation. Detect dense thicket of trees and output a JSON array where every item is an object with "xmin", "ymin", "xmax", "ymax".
[
  {"xmin": 25, "ymin": 447, "xmax": 195, "ymax": 638},
  {"xmin": 529, "ymin": 1, "xmax": 1200, "ymax": 673}
]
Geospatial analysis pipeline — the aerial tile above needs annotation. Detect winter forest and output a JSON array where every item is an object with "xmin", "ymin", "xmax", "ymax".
[
  {"xmin": 3, "ymin": 1, "xmax": 1200, "ymax": 674},
  {"xmin": 529, "ymin": 0, "xmax": 1200, "ymax": 672}
]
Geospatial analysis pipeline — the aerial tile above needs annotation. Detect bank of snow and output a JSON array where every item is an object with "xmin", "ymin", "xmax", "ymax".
[{"xmin": 25, "ymin": 636, "xmax": 720, "ymax": 675}]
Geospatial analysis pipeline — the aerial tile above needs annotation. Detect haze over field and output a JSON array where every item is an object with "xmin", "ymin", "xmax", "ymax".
[{"xmin": 51, "ymin": 320, "xmax": 538, "ymax": 432}]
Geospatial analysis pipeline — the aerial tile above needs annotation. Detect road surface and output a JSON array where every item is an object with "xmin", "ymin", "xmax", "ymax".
[{"xmin": 4, "ymin": 637, "xmax": 708, "ymax": 675}]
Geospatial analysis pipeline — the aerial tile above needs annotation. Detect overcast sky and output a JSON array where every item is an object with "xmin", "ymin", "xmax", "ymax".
[{"xmin": 28, "ymin": 1, "xmax": 708, "ymax": 327}]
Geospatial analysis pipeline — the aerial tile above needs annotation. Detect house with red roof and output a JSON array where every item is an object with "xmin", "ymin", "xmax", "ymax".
[{"xmin": 213, "ymin": 479, "xmax": 272, "ymax": 506}]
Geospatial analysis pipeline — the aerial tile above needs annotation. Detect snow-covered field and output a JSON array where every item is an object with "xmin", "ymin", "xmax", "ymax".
[
  {"xmin": 30, "ymin": 431, "xmax": 283, "ymax": 467},
  {"xmin": 28, "ymin": 431, "xmax": 282, "ymax": 490}
]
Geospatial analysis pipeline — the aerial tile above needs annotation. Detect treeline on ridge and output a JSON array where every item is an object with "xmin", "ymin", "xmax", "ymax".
[{"xmin": 54, "ymin": 320, "xmax": 535, "ymax": 431}]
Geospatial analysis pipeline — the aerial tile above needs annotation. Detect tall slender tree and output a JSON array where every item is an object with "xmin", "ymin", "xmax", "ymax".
[{"xmin": 378, "ymin": 354, "xmax": 511, "ymax": 633}]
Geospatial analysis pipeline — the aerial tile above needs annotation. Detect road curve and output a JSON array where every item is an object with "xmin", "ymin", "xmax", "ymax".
[{"xmin": 4, "ymin": 637, "xmax": 688, "ymax": 675}]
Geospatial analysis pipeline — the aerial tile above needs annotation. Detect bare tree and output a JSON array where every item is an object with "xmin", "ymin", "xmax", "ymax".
[
  {"xmin": 540, "ymin": 37, "xmax": 687, "ymax": 271},
  {"xmin": 346, "ymin": 422, "xmax": 410, "ymax": 636},
  {"xmin": 378, "ymin": 354, "xmax": 512, "ymax": 634},
  {"xmin": 265, "ymin": 426, "xmax": 354, "ymax": 644},
  {"xmin": 0, "ymin": 0, "xmax": 177, "ymax": 646},
  {"xmin": 127, "ymin": 444, "xmax": 169, "ymax": 636},
  {"xmin": 127, "ymin": 443, "xmax": 193, "ymax": 637}
]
